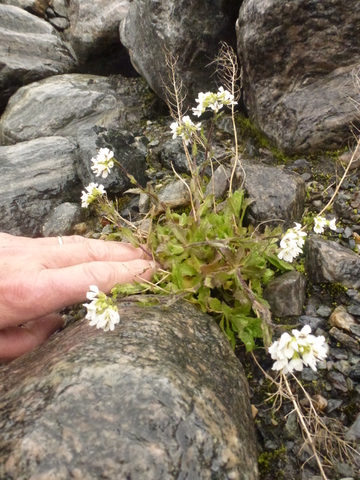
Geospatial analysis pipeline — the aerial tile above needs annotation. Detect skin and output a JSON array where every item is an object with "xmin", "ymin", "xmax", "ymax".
[{"xmin": 0, "ymin": 233, "xmax": 154, "ymax": 362}]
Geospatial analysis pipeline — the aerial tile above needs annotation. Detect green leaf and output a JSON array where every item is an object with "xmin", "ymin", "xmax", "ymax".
[
  {"xmin": 265, "ymin": 254, "xmax": 294, "ymax": 272},
  {"xmin": 119, "ymin": 227, "xmax": 139, "ymax": 247},
  {"xmin": 208, "ymin": 297, "xmax": 222, "ymax": 312}
]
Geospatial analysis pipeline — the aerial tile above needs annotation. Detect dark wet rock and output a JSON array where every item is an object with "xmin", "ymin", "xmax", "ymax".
[
  {"xmin": 76, "ymin": 124, "xmax": 148, "ymax": 196},
  {"xmin": 0, "ymin": 74, "xmax": 151, "ymax": 145},
  {"xmin": 42, "ymin": 202, "xmax": 83, "ymax": 237},
  {"xmin": 349, "ymin": 364, "xmax": 360, "ymax": 381},
  {"xmin": 0, "ymin": 4, "xmax": 76, "ymax": 113},
  {"xmin": 0, "ymin": 136, "xmax": 80, "ymax": 237},
  {"xmin": 68, "ymin": 0, "xmax": 133, "ymax": 75},
  {"xmin": 330, "ymin": 327, "xmax": 360, "ymax": 354},
  {"xmin": 120, "ymin": 0, "xmax": 242, "ymax": 104},
  {"xmin": 264, "ymin": 270, "xmax": 306, "ymax": 318},
  {"xmin": 305, "ymin": 236, "xmax": 360, "ymax": 289},
  {"xmin": 330, "ymin": 306, "xmax": 357, "ymax": 332},
  {"xmin": 236, "ymin": 0, "xmax": 360, "ymax": 154},
  {"xmin": 241, "ymin": 162, "xmax": 305, "ymax": 229},
  {"xmin": 0, "ymin": 301, "xmax": 258, "ymax": 480}
]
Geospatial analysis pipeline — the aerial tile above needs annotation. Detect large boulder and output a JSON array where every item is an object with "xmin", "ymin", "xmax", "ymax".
[
  {"xmin": 0, "ymin": 74, "xmax": 151, "ymax": 145},
  {"xmin": 120, "ymin": 0, "xmax": 242, "ymax": 104},
  {"xmin": 236, "ymin": 0, "xmax": 360, "ymax": 154},
  {"xmin": 67, "ymin": 0, "xmax": 134, "ymax": 75},
  {"xmin": 0, "ymin": 301, "xmax": 258, "ymax": 480},
  {"xmin": 0, "ymin": 136, "xmax": 81, "ymax": 236},
  {"xmin": 0, "ymin": 4, "xmax": 76, "ymax": 113}
]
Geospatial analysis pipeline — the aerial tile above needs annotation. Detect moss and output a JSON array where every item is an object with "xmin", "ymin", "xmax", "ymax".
[{"xmin": 258, "ymin": 445, "xmax": 287, "ymax": 478}]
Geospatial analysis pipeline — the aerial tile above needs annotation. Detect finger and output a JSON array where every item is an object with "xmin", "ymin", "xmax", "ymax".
[
  {"xmin": 0, "ymin": 314, "xmax": 64, "ymax": 362},
  {"xmin": 36, "ymin": 258, "xmax": 155, "ymax": 315},
  {"xmin": 0, "ymin": 232, "xmax": 68, "ymax": 246}
]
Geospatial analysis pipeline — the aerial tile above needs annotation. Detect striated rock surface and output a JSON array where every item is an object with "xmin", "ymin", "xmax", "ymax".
[
  {"xmin": 0, "ymin": 136, "xmax": 81, "ymax": 236},
  {"xmin": 68, "ymin": 0, "xmax": 133, "ymax": 75},
  {"xmin": 120, "ymin": 0, "xmax": 242, "ymax": 104},
  {"xmin": 236, "ymin": 0, "xmax": 360, "ymax": 154},
  {"xmin": 0, "ymin": 301, "xmax": 258, "ymax": 480},
  {"xmin": 0, "ymin": 74, "xmax": 150, "ymax": 145},
  {"xmin": 0, "ymin": 4, "xmax": 76, "ymax": 113},
  {"xmin": 305, "ymin": 236, "xmax": 360, "ymax": 289}
]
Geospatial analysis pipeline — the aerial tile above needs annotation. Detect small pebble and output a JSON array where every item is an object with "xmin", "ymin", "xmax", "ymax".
[{"xmin": 316, "ymin": 305, "xmax": 332, "ymax": 317}]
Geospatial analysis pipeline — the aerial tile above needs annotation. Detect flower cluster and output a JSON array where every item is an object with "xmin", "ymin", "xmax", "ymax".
[
  {"xmin": 277, "ymin": 223, "xmax": 307, "ymax": 263},
  {"xmin": 91, "ymin": 148, "xmax": 115, "ymax": 178},
  {"xmin": 83, "ymin": 285, "xmax": 120, "ymax": 331},
  {"xmin": 192, "ymin": 86, "xmax": 237, "ymax": 117},
  {"xmin": 269, "ymin": 325, "xmax": 328, "ymax": 375},
  {"xmin": 313, "ymin": 215, "xmax": 337, "ymax": 234},
  {"xmin": 81, "ymin": 183, "xmax": 106, "ymax": 208},
  {"xmin": 170, "ymin": 115, "xmax": 201, "ymax": 145}
]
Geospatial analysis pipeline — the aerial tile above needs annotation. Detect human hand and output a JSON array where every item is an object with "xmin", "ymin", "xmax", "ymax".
[{"xmin": 0, "ymin": 233, "xmax": 154, "ymax": 362}]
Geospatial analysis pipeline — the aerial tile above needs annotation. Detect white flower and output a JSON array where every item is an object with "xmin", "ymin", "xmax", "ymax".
[
  {"xmin": 170, "ymin": 115, "xmax": 201, "ymax": 145},
  {"xmin": 81, "ymin": 183, "xmax": 106, "ymax": 208},
  {"xmin": 328, "ymin": 218, "xmax": 337, "ymax": 231},
  {"xmin": 192, "ymin": 87, "xmax": 237, "ymax": 117},
  {"xmin": 278, "ymin": 223, "xmax": 307, "ymax": 262},
  {"xmin": 83, "ymin": 286, "xmax": 120, "ymax": 332},
  {"xmin": 314, "ymin": 216, "xmax": 337, "ymax": 234},
  {"xmin": 269, "ymin": 325, "xmax": 328, "ymax": 375},
  {"xmin": 91, "ymin": 148, "xmax": 115, "ymax": 178},
  {"xmin": 314, "ymin": 216, "xmax": 327, "ymax": 234}
]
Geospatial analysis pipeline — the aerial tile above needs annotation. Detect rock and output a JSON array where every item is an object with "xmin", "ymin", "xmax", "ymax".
[
  {"xmin": 311, "ymin": 394, "xmax": 327, "ymax": 412},
  {"xmin": 316, "ymin": 305, "xmax": 332, "ymax": 318},
  {"xmin": 305, "ymin": 236, "xmax": 360, "ymax": 289},
  {"xmin": 263, "ymin": 270, "xmax": 306, "ymax": 317},
  {"xmin": 327, "ymin": 371, "xmax": 348, "ymax": 392},
  {"xmin": 0, "ymin": 74, "xmax": 150, "ymax": 145},
  {"xmin": 120, "ymin": 0, "xmax": 242, "ymax": 104},
  {"xmin": 0, "ymin": 136, "xmax": 80, "ymax": 237},
  {"xmin": 42, "ymin": 202, "xmax": 83, "ymax": 237},
  {"xmin": 48, "ymin": 16, "xmax": 69, "ymax": 31},
  {"xmin": 325, "ymin": 399, "xmax": 343, "ymax": 414},
  {"xmin": 284, "ymin": 411, "xmax": 299, "ymax": 439},
  {"xmin": 76, "ymin": 124, "xmax": 148, "ymax": 196},
  {"xmin": 205, "ymin": 165, "xmax": 231, "ymax": 199},
  {"xmin": 154, "ymin": 179, "xmax": 191, "ymax": 215},
  {"xmin": 236, "ymin": 0, "xmax": 360, "ymax": 154},
  {"xmin": 333, "ymin": 360, "xmax": 351, "ymax": 376},
  {"xmin": 329, "ymin": 327, "xmax": 360, "ymax": 355},
  {"xmin": 160, "ymin": 138, "xmax": 192, "ymax": 174},
  {"xmin": 347, "ymin": 302, "xmax": 360, "ymax": 317},
  {"xmin": 339, "ymin": 150, "xmax": 360, "ymax": 170},
  {"xmin": 299, "ymin": 315, "xmax": 326, "ymax": 331},
  {"xmin": 51, "ymin": 0, "xmax": 67, "ymax": 17},
  {"xmin": 349, "ymin": 364, "xmax": 360, "ymax": 381},
  {"xmin": 345, "ymin": 413, "xmax": 360, "ymax": 444},
  {"xmin": 0, "ymin": 0, "xmax": 48, "ymax": 17},
  {"xmin": 0, "ymin": 5, "xmax": 76, "ymax": 113},
  {"xmin": 68, "ymin": 0, "xmax": 133, "ymax": 75},
  {"xmin": 241, "ymin": 162, "xmax": 305, "ymax": 229},
  {"xmin": 330, "ymin": 306, "xmax": 357, "ymax": 332},
  {"xmin": 0, "ymin": 301, "xmax": 258, "ymax": 479}
]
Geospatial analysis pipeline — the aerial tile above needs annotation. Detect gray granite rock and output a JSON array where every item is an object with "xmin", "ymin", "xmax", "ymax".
[
  {"xmin": 0, "ymin": 74, "xmax": 150, "ymax": 145},
  {"xmin": 264, "ymin": 270, "xmax": 306, "ymax": 318},
  {"xmin": 305, "ymin": 236, "xmax": 360, "ymax": 289},
  {"xmin": 236, "ymin": 0, "xmax": 360, "ymax": 154},
  {"xmin": 205, "ymin": 165, "xmax": 231, "ymax": 199},
  {"xmin": 0, "ymin": 301, "xmax": 258, "ymax": 480},
  {"xmin": 120, "ymin": 0, "xmax": 242, "ymax": 104},
  {"xmin": 0, "ymin": 4, "xmax": 76, "ymax": 113},
  {"xmin": 242, "ymin": 162, "xmax": 305, "ymax": 229},
  {"xmin": 68, "ymin": 0, "xmax": 132, "ymax": 74},
  {"xmin": 42, "ymin": 202, "xmax": 83, "ymax": 237},
  {"xmin": 0, "ymin": 136, "xmax": 81, "ymax": 236}
]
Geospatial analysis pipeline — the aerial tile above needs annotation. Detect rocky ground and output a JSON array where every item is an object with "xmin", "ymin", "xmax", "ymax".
[
  {"xmin": 73, "ymin": 113, "xmax": 360, "ymax": 480},
  {"xmin": 235, "ymin": 143, "xmax": 360, "ymax": 479}
]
